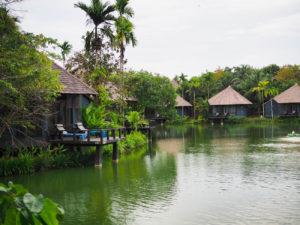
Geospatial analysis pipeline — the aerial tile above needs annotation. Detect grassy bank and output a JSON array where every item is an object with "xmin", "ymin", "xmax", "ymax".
[
  {"xmin": 168, "ymin": 115, "xmax": 300, "ymax": 125},
  {"xmin": 0, "ymin": 131, "xmax": 148, "ymax": 177}
]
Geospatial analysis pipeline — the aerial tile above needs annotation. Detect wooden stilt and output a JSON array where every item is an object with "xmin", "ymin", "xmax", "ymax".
[
  {"xmin": 112, "ymin": 142, "xmax": 118, "ymax": 163},
  {"xmin": 95, "ymin": 145, "xmax": 103, "ymax": 167}
]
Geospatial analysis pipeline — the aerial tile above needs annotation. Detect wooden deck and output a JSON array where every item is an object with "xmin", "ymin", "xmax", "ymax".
[{"xmin": 48, "ymin": 127, "xmax": 152, "ymax": 166}]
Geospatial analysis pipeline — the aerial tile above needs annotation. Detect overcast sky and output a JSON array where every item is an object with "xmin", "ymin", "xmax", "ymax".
[{"xmin": 14, "ymin": 0, "xmax": 300, "ymax": 78}]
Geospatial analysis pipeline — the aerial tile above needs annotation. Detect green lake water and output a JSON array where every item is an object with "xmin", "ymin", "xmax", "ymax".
[{"xmin": 2, "ymin": 124, "xmax": 300, "ymax": 225}]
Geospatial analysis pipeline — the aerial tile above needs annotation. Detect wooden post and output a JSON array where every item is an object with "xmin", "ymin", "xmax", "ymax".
[
  {"xmin": 112, "ymin": 129, "xmax": 116, "ymax": 140},
  {"xmin": 95, "ymin": 145, "xmax": 103, "ymax": 167},
  {"xmin": 87, "ymin": 129, "xmax": 90, "ymax": 142},
  {"xmin": 147, "ymin": 127, "xmax": 152, "ymax": 141},
  {"xmin": 112, "ymin": 142, "xmax": 118, "ymax": 163}
]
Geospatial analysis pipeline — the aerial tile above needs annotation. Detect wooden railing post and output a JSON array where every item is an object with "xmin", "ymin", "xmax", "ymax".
[
  {"xmin": 99, "ymin": 129, "xmax": 103, "ymax": 144},
  {"xmin": 87, "ymin": 129, "xmax": 90, "ymax": 142},
  {"xmin": 112, "ymin": 129, "xmax": 116, "ymax": 140},
  {"xmin": 107, "ymin": 129, "xmax": 110, "ymax": 141}
]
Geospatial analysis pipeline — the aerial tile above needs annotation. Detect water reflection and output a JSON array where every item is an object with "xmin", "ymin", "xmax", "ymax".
[{"xmin": 4, "ymin": 123, "xmax": 300, "ymax": 225}]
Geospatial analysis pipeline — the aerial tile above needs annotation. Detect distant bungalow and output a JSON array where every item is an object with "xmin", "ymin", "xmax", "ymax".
[
  {"xmin": 264, "ymin": 84, "xmax": 300, "ymax": 118},
  {"xmin": 175, "ymin": 95, "xmax": 192, "ymax": 117},
  {"xmin": 208, "ymin": 86, "xmax": 252, "ymax": 118}
]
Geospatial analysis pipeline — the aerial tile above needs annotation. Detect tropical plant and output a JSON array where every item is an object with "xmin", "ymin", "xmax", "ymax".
[
  {"xmin": 0, "ymin": 182, "xmax": 64, "ymax": 225},
  {"xmin": 59, "ymin": 41, "xmax": 72, "ymax": 64},
  {"xmin": 75, "ymin": 0, "xmax": 115, "ymax": 66},
  {"xmin": 126, "ymin": 111, "xmax": 147, "ymax": 130},
  {"xmin": 83, "ymin": 103, "xmax": 108, "ymax": 128},
  {"xmin": 114, "ymin": 17, "xmax": 136, "ymax": 71},
  {"xmin": 114, "ymin": 0, "xmax": 136, "ymax": 71},
  {"xmin": 119, "ymin": 131, "xmax": 147, "ymax": 153},
  {"xmin": 188, "ymin": 77, "xmax": 201, "ymax": 119},
  {"xmin": 252, "ymin": 80, "xmax": 278, "ymax": 116}
]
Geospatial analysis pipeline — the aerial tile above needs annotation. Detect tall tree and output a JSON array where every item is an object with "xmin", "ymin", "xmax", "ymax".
[
  {"xmin": 252, "ymin": 80, "xmax": 278, "ymax": 116},
  {"xmin": 59, "ymin": 41, "xmax": 72, "ymax": 64},
  {"xmin": 114, "ymin": 0, "xmax": 136, "ymax": 72},
  {"xmin": 0, "ymin": 7, "xmax": 61, "ymax": 147},
  {"xmin": 75, "ymin": 0, "xmax": 115, "ymax": 66},
  {"xmin": 114, "ymin": 17, "xmax": 136, "ymax": 71}
]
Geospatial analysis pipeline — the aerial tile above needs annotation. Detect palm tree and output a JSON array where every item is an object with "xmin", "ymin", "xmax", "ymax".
[
  {"xmin": 114, "ymin": 17, "xmax": 136, "ymax": 71},
  {"xmin": 114, "ymin": 0, "xmax": 136, "ymax": 72},
  {"xmin": 189, "ymin": 77, "xmax": 201, "ymax": 119},
  {"xmin": 115, "ymin": 0, "xmax": 134, "ymax": 18},
  {"xmin": 75, "ymin": 0, "xmax": 115, "ymax": 66},
  {"xmin": 59, "ymin": 41, "xmax": 72, "ymax": 64},
  {"xmin": 252, "ymin": 80, "xmax": 278, "ymax": 116}
]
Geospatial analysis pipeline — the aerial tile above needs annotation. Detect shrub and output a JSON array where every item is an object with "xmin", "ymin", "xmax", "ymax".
[
  {"xmin": 0, "ymin": 182, "xmax": 64, "ymax": 225},
  {"xmin": 0, "ymin": 146, "xmax": 95, "ymax": 177},
  {"xmin": 126, "ymin": 111, "xmax": 148, "ymax": 130},
  {"xmin": 119, "ymin": 131, "xmax": 147, "ymax": 154}
]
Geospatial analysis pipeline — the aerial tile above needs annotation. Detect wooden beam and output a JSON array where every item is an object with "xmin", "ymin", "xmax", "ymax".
[
  {"xmin": 95, "ymin": 145, "xmax": 103, "ymax": 167},
  {"xmin": 112, "ymin": 142, "xmax": 118, "ymax": 163}
]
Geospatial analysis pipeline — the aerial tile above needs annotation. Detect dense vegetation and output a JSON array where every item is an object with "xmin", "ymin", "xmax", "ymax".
[
  {"xmin": 0, "ymin": 182, "xmax": 64, "ymax": 225},
  {"xmin": 176, "ymin": 65, "xmax": 300, "ymax": 118},
  {"xmin": 0, "ymin": 7, "xmax": 63, "ymax": 147}
]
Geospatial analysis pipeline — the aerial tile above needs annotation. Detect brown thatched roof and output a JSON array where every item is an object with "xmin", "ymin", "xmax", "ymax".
[
  {"xmin": 172, "ymin": 79, "xmax": 180, "ymax": 89},
  {"xmin": 208, "ymin": 86, "xmax": 252, "ymax": 106},
  {"xmin": 176, "ymin": 95, "xmax": 192, "ymax": 107},
  {"xmin": 273, "ymin": 83, "xmax": 300, "ymax": 104},
  {"xmin": 52, "ymin": 62, "xmax": 97, "ymax": 95},
  {"xmin": 105, "ymin": 82, "xmax": 137, "ymax": 102}
]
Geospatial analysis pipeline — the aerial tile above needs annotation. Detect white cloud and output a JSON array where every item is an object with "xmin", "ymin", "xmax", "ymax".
[{"xmin": 14, "ymin": 0, "xmax": 300, "ymax": 77}]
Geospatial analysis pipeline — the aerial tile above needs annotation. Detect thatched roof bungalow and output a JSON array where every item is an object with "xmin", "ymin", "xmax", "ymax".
[
  {"xmin": 264, "ymin": 84, "xmax": 300, "ymax": 118},
  {"xmin": 208, "ymin": 86, "xmax": 252, "ymax": 117},
  {"xmin": 175, "ymin": 95, "xmax": 192, "ymax": 117},
  {"xmin": 50, "ymin": 63, "xmax": 97, "ymax": 131}
]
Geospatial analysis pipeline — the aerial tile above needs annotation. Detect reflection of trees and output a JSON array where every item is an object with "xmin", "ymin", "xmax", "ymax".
[{"xmin": 10, "ymin": 152, "xmax": 177, "ymax": 225}]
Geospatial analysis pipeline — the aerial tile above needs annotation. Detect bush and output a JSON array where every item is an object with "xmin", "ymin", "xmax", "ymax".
[
  {"xmin": 0, "ymin": 182, "xmax": 64, "ymax": 225},
  {"xmin": 0, "ymin": 146, "xmax": 95, "ymax": 177},
  {"xmin": 119, "ymin": 131, "xmax": 147, "ymax": 154},
  {"xmin": 126, "ymin": 111, "xmax": 148, "ymax": 130}
]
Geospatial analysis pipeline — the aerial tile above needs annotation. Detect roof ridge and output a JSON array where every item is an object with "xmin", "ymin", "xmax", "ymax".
[{"xmin": 52, "ymin": 62, "xmax": 97, "ymax": 95}]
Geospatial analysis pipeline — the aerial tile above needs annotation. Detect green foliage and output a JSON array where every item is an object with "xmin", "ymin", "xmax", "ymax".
[
  {"xmin": 126, "ymin": 111, "xmax": 148, "ymax": 130},
  {"xmin": 0, "ymin": 182, "xmax": 64, "ymax": 225},
  {"xmin": 0, "ymin": 7, "xmax": 62, "ymax": 146},
  {"xmin": 119, "ymin": 131, "xmax": 147, "ymax": 154},
  {"xmin": 178, "ymin": 64, "xmax": 300, "ymax": 118},
  {"xmin": 59, "ymin": 41, "xmax": 72, "ymax": 62},
  {"xmin": 83, "ymin": 103, "xmax": 107, "ymax": 128},
  {"xmin": 125, "ymin": 71, "xmax": 177, "ymax": 120},
  {"xmin": 0, "ymin": 146, "xmax": 95, "ymax": 177}
]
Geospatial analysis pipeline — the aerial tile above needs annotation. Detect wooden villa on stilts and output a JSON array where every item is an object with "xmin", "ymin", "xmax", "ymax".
[
  {"xmin": 175, "ymin": 95, "xmax": 192, "ymax": 117},
  {"xmin": 47, "ymin": 63, "xmax": 152, "ymax": 166},
  {"xmin": 264, "ymin": 83, "xmax": 300, "ymax": 118},
  {"xmin": 208, "ymin": 86, "xmax": 252, "ymax": 123}
]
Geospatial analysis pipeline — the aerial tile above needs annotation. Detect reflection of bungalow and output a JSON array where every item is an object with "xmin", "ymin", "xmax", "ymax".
[
  {"xmin": 175, "ymin": 95, "xmax": 192, "ymax": 117},
  {"xmin": 264, "ymin": 84, "xmax": 300, "ymax": 118},
  {"xmin": 208, "ymin": 86, "xmax": 252, "ymax": 117},
  {"xmin": 51, "ymin": 63, "xmax": 97, "ymax": 131}
]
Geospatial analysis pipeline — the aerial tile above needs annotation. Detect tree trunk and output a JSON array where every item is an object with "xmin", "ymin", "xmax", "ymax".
[
  {"xmin": 120, "ymin": 42, "xmax": 125, "ymax": 126},
  {"xmin": 94, "ymin": 25, "xmax": 98, "ymax": 67},
  {"xmin": 193, "ymin": 90, "xmax": 196, "ymax": 119}
]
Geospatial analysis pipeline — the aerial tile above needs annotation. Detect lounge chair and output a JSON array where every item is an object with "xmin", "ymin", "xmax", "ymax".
[
  {"xmin": 55, "ymin": 124, "xmax": 87, "ymax": 140},
  {"xmin": 75, "ymin": 122, "xmax": 88, "ymax": 132}
]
